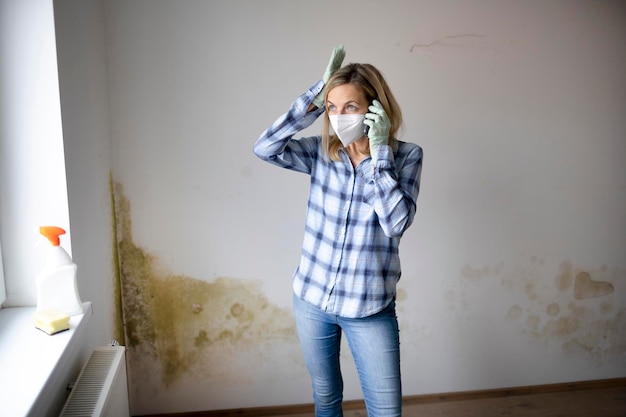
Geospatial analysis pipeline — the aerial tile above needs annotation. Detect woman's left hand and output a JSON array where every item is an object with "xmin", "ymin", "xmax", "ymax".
[{"xmin": 364, "ymin": 100, "xmax": 390, "ymax": 163}]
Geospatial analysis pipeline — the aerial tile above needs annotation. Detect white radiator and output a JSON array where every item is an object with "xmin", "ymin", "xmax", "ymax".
[{"xmin": 59, "ymin": 346, "xmax": 130, "ymax": 417}]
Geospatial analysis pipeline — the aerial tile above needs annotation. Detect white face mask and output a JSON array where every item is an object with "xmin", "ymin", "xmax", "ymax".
[{"xmin": 329, "ymin": 114, "xmax": 366, "ymax": 147}]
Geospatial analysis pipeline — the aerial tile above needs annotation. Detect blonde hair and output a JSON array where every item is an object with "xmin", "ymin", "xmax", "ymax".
[{"xmin": 321, "ymin": 63, "xmax": 403, "ymax": 161}]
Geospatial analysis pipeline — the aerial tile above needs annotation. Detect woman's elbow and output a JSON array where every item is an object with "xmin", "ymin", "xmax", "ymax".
[
  {"xmin": 382, "ymin": 219, "xmax": 410, "ymax": 238},
  {"xmin": 253, "ymin": 142, "xmax": 271, "ymax": 160}
]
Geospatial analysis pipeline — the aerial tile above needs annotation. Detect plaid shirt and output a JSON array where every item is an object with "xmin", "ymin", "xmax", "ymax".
[{"xmin": 254, "ymin": 81, "xmax": 423, "ymax": 318}]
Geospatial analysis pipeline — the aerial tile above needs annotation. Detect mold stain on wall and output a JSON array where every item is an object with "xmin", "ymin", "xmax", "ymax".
[
  {"xmin": 394, "ymin": 285, "xmax": 431, "ymax": 346},
  {"xmin": 455, "ymin": 258, "xmax": 625, "ymax": 365},
  {"xmin": 112, "ymin": 181, "xmax": 301, "ymax": 388},
  {"xmin": 110, "ymin": 172, "xmax": 125, "ymax": 345}
]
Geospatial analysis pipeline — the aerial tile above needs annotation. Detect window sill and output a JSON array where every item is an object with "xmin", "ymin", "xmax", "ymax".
[{"xmin": 0, "ymin": 302, "xmax": 92, "ymax": 416}]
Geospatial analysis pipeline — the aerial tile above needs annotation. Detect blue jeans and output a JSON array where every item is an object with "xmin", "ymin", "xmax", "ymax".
[{"xmin": 293, "ymin": 294, "xmax": 402, "ymax": 417}]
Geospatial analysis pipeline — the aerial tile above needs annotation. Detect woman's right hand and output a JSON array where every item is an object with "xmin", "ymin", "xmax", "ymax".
[{"xmin": 311, "ymin": 45, "xmax": 345, "ymax": 109}]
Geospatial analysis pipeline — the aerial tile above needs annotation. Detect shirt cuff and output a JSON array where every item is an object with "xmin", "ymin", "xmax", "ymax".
[
  {"xmin": 290, "ymin": 80, "xmax": 325, "ymax": 122},
  {"xmin": 375, "ymin": 145, "xmax": 394, "ymax": 162}
]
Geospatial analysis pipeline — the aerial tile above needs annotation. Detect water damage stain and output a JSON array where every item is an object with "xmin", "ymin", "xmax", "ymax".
[
  {"xmin": 112, "ymin": 181, "xmax": 300, "ymax": 387},
  {"xmin": 110, "ymin": 172, "xmax": 125, "ymax": 345},
  {"xmin": 574, "ymin": 271, "xmax": 614, "ymax": 299},
  {"xmin": 459, "ymin": 258, "xmax": 625, "ymax": 364}
]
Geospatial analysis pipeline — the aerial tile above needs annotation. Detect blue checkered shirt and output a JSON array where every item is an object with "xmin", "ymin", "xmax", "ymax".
[{"xmin": 254, "ymin": 81, "xmax": 423, "ymax": 318}]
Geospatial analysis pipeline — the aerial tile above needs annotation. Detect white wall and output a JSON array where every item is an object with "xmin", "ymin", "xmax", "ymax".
[
  {"xmin": 53, "ymin": 0, "xmax": 118, "ymax": 352},
  {"xmin": 56, "ymin": 0, "xmax": 626, "ymax": 415}
]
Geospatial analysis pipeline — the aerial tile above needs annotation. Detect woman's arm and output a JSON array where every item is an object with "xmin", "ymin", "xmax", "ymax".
[
  {"xmin": 253, "ymin": 81, "xmax": 325, "ymax": 174},
  {"xmin": 371, "ymin": 143, "xmax": 423, "ymax": 238}
]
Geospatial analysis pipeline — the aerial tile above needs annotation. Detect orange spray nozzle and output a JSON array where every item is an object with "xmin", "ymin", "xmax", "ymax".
[{"xmin": 40, "ymin": 226, "xmax": 66, "ymax": 246}]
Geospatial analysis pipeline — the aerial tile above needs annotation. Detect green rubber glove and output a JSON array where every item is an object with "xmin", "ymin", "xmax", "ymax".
[
  {"xmin": 364, "ymin": 100, "xmax": 391, "ymax": 164},
  {"xmin": 311, "ymin": 45, "xmax": 346, "ymax": 109}
]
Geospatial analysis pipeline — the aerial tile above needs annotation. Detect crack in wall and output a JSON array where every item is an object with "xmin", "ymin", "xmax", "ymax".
[
  {"xmin": 410, "ymin": 34, "xmax": 487, "ymax": 51},
  {"xmin": 409, "ymin": 33, "xmax": 498, "ymax": 75}
]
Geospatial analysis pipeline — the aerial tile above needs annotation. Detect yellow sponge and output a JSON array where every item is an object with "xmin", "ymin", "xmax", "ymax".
[{"xmin": 34, "ymin": 309, "xmax": 70, "ymax": 335}]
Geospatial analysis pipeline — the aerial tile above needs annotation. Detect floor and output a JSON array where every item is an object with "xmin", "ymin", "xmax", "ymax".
[{"xmin": 278, "ymin": 386, "xmax": 626, "ymax": 417}]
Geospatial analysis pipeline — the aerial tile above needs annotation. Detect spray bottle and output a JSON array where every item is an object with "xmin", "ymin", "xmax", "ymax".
[{"xmin": 36, "ymin": 226, "xmax": 83, "ymax": 316}]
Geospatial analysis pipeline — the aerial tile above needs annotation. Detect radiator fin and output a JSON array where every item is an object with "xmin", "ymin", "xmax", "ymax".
[{"xmin": 60, "ymin": 346, "xmax": 128, "ymax": 417}]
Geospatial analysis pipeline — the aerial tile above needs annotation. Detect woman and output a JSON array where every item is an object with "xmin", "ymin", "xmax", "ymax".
[{"xmin": 253, "ymin": 45, "xmax": 423, "ymax": 417}]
